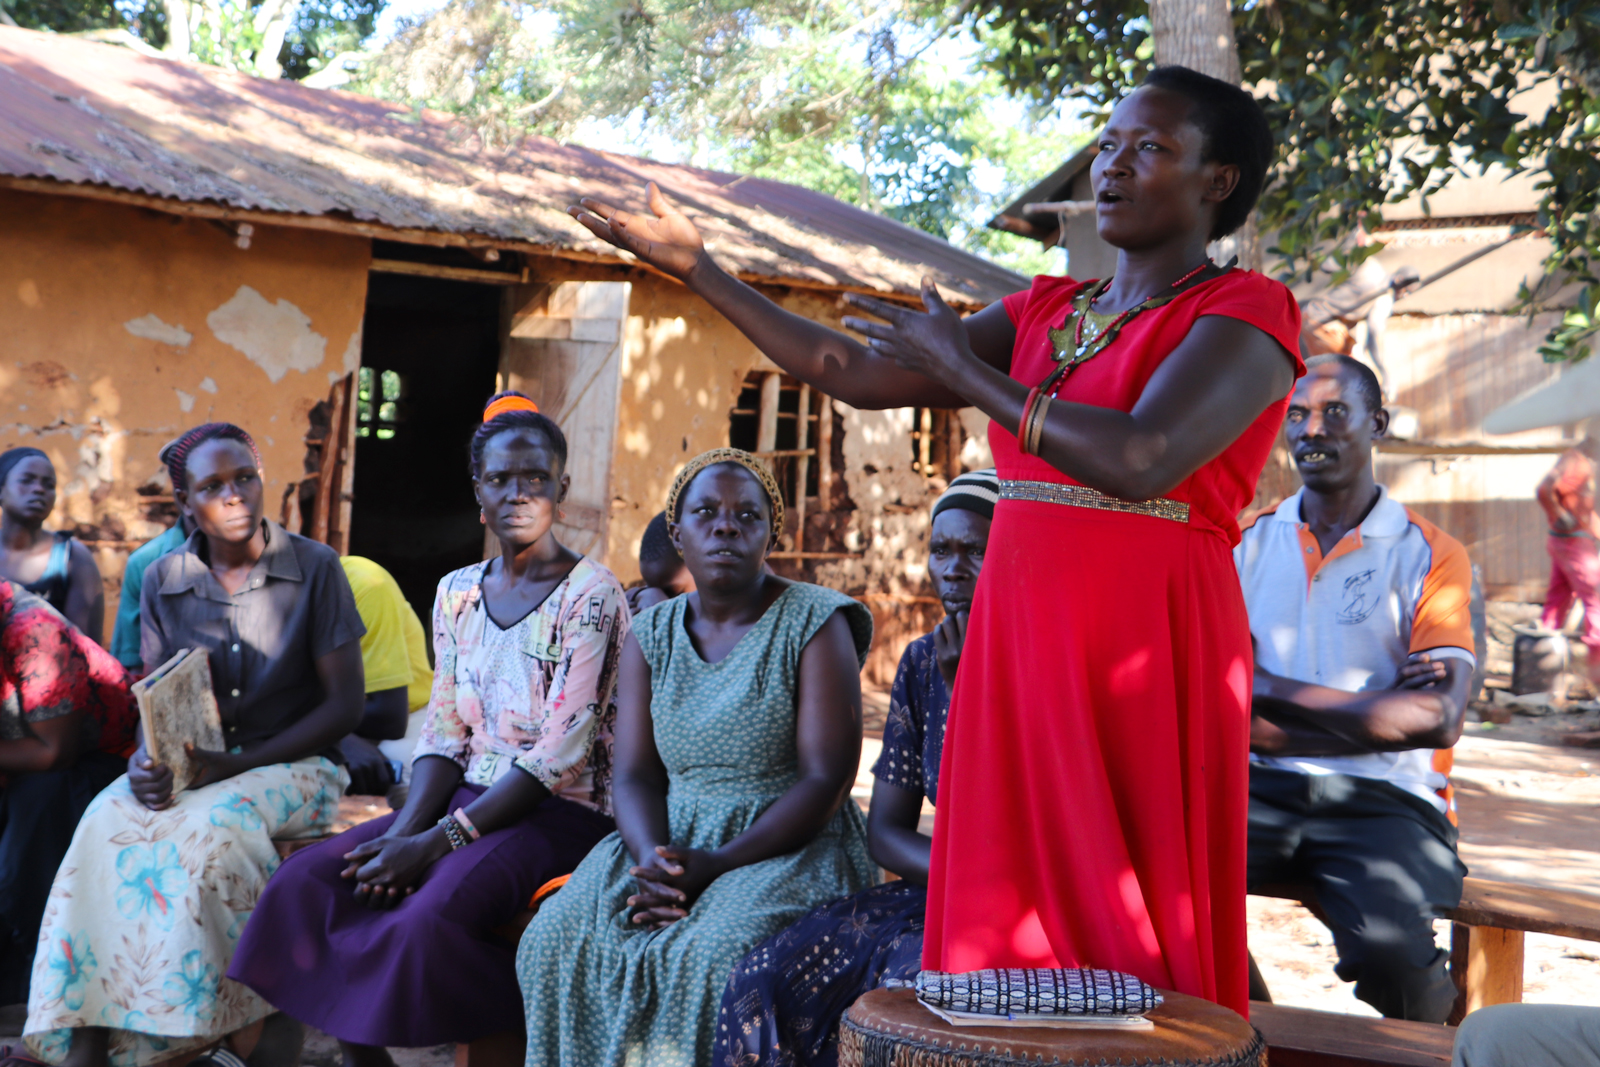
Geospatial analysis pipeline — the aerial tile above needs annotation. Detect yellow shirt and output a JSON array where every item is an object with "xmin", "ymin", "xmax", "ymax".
[{"xmin": 340, "ymin": 556, "xmax": 433, "ymax": 713}]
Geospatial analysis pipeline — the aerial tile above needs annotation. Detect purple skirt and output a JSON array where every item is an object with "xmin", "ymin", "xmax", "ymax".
[{"xmin": 228, "ymin": 784, "xmax": 612, "ymax": 1047}]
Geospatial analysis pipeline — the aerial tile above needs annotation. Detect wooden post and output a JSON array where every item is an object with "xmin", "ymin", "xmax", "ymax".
[
  {"xmin": 793, "ymin": 384, "xmax": 810, "ymax": 553},
  {"xmin": 311, "ymin": 374, "xmax": 356, "ymax": 551},
  {"xmin": 816, "ymin": 395, "xmax": 833, "ymax": 508},
  {"xmin": 756, "ymin": 372, "xmax": 781, "ymax": 465},
  {"xmin": 917, "ymin": 407, "xmax": 933, "ymax": 474},
  {"xmin": 1449, "ymin": 922, "xmax": 1525, "ymax": 1023},
  {"xmin": 333, "ymin": 371, "xmax": 358, "ymax": 555}
]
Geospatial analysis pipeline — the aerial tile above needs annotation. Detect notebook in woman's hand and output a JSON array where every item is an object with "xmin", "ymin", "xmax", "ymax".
[{"xmin": 131, "ymin": 647, "xmax": 225, "ymax": 794}]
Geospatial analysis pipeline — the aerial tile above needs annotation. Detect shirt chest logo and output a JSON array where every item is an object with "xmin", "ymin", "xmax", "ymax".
[{"xmin": 1335, "ymin": 569, "xmax": 1380, "ymax": 625}]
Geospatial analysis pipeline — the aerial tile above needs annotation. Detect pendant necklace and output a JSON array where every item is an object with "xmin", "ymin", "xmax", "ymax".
[{"xmin": 1040, "ymin": 256, "xmax": 1234, "ymax": 399}]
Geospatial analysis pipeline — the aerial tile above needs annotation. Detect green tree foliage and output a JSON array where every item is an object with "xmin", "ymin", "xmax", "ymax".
[
  {"xmin": 353, "ymin": 0, "xmax": 1072, "ymax": 272},
  {"xmin": 1, "ymin": 0, "xmax": 380, "ymax": 82},
  {"xmin": 965, "ymin": 0, "xmax": 1600, "ymax": 359}
]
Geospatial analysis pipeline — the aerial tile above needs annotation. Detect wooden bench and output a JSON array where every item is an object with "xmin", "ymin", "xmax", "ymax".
[
  {"xmin": 1255, "ymin": 875, "xmax": 1600, "ymax": 1023},
  {"xmin": 1250, "ymin": 1001, "xmax": 1454, "ymax": 1067}
]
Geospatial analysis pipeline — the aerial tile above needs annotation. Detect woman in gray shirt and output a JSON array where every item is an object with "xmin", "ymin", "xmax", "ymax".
[{"xmin": 24, "ymin": 423, "xmax": 366, "ymax": 1067}]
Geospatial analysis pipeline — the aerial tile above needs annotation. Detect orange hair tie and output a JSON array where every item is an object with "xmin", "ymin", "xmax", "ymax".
[{"xmin": 482, "ymin": 395, "xmax": 539, "ymax": 422}]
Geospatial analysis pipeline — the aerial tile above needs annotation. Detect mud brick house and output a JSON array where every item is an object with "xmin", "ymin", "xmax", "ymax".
[{"xmin": 0, "ymin": 26, "xmax": 1021, "ymax": 679}]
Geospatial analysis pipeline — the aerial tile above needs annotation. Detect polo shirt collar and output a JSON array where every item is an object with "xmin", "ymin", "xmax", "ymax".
[
  {"xmin": 1273, "ymin": 484, "xmax": 1407, "ymax": 540},
  {"xmin": 160, "ymin": 519, "xmax": 303, "ymax": 595}
]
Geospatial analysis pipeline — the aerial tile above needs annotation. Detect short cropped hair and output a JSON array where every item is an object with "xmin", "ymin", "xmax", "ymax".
[
  {"xmin": 639, "ymin": 512, "xmax": 680, "ymax": 567},
  {"xmin": 1141, "ymin": 65, "xmax": 1274, "ymax": 241},
  {"xmin": 1306, "ymin": 354, "xmax": 1384, "ymax": 417}
]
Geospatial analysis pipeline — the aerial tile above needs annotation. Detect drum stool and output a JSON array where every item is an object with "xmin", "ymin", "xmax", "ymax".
[{"xmin": 839, "ymin": 987, "xmax": 1264, "ymax": 1067}]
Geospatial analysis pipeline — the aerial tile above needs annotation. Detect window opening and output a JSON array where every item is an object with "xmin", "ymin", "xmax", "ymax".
[
  {"xmin": 357, "ymin": 366, "xmax": 404, "ymax": 440},
  {"xmin": 909, "ymin": 407, "xmax": 965, "ymax": 482},
  {"xmin": 728, "ymin": 370, "xmax": 836, "ymax": 558}
]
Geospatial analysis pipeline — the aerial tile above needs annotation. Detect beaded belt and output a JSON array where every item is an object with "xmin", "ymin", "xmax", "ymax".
[{"xmin": 999, "ymin": 479, "xmax": 1190, "ymax": 524}]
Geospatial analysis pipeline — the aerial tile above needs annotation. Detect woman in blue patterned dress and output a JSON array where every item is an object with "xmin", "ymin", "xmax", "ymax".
[
  {"xmin": 516, "ymin": 448, "xmax": 875, "ymax": 1067},
  {"xmin": 715, "ymin": 470, "xmax": 995, "ymax": 1067}
]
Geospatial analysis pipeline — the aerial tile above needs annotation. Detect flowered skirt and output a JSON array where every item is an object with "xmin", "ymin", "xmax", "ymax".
[{"xmin": 24, "ymin": 758, "xmax": 347, "ymax": 1067}]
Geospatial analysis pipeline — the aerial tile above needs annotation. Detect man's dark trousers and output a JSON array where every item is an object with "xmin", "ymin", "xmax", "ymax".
[{"xmin": 1248, "ymin": 764, "xmax": 1466, "ymax": 1023}]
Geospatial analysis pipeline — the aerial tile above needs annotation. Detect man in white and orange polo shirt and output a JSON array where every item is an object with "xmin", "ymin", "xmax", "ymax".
[{"xmin": 1236, "ymin": 355, "xmax": 1474, "ymax": 1024}]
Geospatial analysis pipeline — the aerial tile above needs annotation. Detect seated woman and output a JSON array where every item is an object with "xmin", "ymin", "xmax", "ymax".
[
  {"xmin": 0, "ymin": 581, "xmax": 137, "ymax": 1015},
  {"xmin": 716, "ymin": 470, "xmax": 996, "ymax": 1067},
  {"xmin": 231, "ymin": 394, "xmax": 626, "ymax": 1067},
  {"xmin": 0, "ymin": 449, "xmax": 105, "ymax": 644},
  {"xmin": 24, "ymin": 423, "xmax": 366, "ymax": 1067},
  {"xmin": 517, "ymin": 447, "xmax": 876, "ymax": 1067}
]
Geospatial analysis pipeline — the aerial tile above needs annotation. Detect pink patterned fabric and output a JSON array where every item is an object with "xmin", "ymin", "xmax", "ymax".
[
  {"xmin": 1541, "ymin": 534, "xmax": 1600, "ymax": 675},
  {"xmin": 412, "ymin": 556, "xmax": 628, "ymax": 812}
]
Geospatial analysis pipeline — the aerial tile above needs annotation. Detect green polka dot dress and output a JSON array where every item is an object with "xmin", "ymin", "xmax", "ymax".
[{"xmin": 517, "ymin": 583, "xmax": 876, "ymax": 1067}]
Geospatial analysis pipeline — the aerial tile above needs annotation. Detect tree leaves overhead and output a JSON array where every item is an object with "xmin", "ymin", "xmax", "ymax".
[
  {"xmin": 351, "ymin": 0, "xmax": 1073, "ymax": 271},
  {"xmin": 967, "ymin": 0, "xmax": 1600, "ymax": 359}
]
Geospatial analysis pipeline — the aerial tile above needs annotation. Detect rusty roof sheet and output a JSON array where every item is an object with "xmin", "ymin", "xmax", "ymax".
[{"xmin": 0, "ymin": 26, "xmax": 1023, "ymax": 305}]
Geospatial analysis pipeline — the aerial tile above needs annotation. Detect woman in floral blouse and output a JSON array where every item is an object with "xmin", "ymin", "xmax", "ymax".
[{"xmin": 231, "ymin": 393, "xmax": 627, "ymax": 1067}]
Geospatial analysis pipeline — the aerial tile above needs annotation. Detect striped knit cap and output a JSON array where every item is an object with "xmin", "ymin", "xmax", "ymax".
[
  {"xmin": 932, "ymin": 468, "xmax": 999, "ymax": 522},
  {"xmin": 164, "ymin": 423, "xmax": 261, "ymax": 491}
]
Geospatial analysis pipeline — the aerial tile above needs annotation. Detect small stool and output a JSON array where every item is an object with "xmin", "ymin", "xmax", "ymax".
[{"xmin": 839, "ymin": 987, "xmax": 1264, "ymax": 1067}]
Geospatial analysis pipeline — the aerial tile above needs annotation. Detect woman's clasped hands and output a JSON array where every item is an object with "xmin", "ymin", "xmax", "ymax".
[
  {"xmin": 340, "ymin": 827, "xmax": 450, "ymax": 909},
  {"xmin": 627, "ymin": 844, "xmax": 726, "ymax": 929}
]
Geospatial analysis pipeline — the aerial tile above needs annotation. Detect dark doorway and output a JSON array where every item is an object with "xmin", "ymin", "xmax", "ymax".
[{"xmin": 349, "ymin": 271, "xmax": 502, "ymax": 625}]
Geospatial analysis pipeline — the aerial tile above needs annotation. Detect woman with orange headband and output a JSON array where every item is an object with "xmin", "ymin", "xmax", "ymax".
[{"xmin": 230, "ymin": 392, "xmax": 630, "ymax": 1066}]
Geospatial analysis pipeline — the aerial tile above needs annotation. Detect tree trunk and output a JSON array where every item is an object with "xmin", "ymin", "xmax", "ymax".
[
  {"xmin": 1149, "ymin": 0, "xmax": 1241, "ymax": 81},
  {"xmin": 162, "ymin": 0, "xmax": 191, "ymax": 57},
  {"xmin": 1147, "ymin": 0, "xmax": 1258, "ymax": 270}
]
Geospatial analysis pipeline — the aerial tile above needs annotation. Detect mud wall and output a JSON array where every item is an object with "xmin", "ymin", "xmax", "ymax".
[
  {"xmin": 605, "ymin": 275, "xmax": 993, "ymax": 683},
  {"xmin": 0, "ymin": 188, "xmax": 370, "ymax": 642}
]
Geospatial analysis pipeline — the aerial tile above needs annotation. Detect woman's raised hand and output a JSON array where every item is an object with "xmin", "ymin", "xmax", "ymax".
[
  {"xmin": 842, "ymin": 278, "xmax": 978, "ymax": 390},
  {"xmin": 569, "ymin": 182, "xmax": 707, "ymax": 282}
]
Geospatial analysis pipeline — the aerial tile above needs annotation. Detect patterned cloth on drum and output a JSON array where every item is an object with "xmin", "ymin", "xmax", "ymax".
[
  {"xmin": 915, "ymin": 968, "xmax": 1163, "ymax": 1018},
  {"xmin": 838, "ymin": 988, "xmax": 1263, "ymax": 1067}
]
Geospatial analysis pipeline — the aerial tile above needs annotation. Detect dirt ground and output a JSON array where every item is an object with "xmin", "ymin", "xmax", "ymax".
[{"xmin": 1250, "ymin": 708, "xmax": 1600, "ymax": 1017}]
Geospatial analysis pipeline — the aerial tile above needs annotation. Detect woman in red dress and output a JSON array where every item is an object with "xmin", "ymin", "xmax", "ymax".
[{"xmin": 570, "ymin": 65, "xmax": 1302, "ymax": 1014}]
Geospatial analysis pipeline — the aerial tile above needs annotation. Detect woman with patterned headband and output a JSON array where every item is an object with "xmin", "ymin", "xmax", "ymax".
[
  {"xmin": 230, "ymin": 393, "xmax": 627, "ymax": 1067},
  {"xmin": 569, "ymin": 68, "xmax": 1304, "ymax": 1014},
  {"xmin": 25, "ymin": 422, "xmax": 367, "ymax": 1067},
  {"xmin": 516, "ymin": 448, "xmax": 876, "ymax": 1067},
  {"xmin": 715, "ymin": 469, "xmax": 996, "ymax": 1067}
]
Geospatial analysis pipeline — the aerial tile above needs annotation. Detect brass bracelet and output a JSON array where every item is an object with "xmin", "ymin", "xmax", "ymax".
[
  {"xmin": 1018, "ymin": 387, "xmax": 1042, "ymax": 456},
  {"xmin": 1027, "ymin": 394, "xmax": 1053, "ymax": 456}
]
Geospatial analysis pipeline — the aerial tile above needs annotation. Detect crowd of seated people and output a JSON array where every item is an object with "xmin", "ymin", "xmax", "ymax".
[{"xmin": 0, "ymin": 368, "xmax": 1547, "ymax": 1067}]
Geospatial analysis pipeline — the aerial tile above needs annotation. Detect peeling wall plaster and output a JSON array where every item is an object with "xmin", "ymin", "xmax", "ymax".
[
  {"xmin": 0, "ymin": 187, "xmax": 370, "ymax": 640},
  {"xmin": 207, "ymin": 285, "xmax": 328, "ymax": 383},
  {"xmin": 124, "ymin": 314, "xmax": 192, "ymax": 347}
]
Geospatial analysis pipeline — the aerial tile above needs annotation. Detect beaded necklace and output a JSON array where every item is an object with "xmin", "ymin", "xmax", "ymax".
[{"xmin": 1039, "ymin": 256, "xmax": 1234, "ymax": 399}]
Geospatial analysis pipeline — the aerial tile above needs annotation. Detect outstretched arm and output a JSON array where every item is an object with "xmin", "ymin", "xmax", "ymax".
[
  {"xmin": 848, "ymin": 282, "xmax": 1296, "ymax": 501},
  {"xmin": 569, "ymin": 183, "xmax": 1016, "ymax": 410},
  {"xmin": 1251, "ymin": 654, "xmax": 1472, "ymax": 756}
]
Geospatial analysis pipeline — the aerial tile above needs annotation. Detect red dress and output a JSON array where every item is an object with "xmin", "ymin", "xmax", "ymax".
[{"xmin": 922, "ymin": 270, "xmax": 1303, "ymax": 1015}]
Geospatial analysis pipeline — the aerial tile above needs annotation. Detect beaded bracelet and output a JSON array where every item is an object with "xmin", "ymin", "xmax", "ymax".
[
  {"xmin": 453, "ymin": 807, "xmax": 481, "ymax": 841},
  {"xmin": 438, "ymin": 814, "xmax": 469, "ymax": 851}
]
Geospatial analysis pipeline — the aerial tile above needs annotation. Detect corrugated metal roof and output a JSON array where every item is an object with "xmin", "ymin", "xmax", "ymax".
[{"xmin": 0, "ymin": 26, "xmax": 1024, "ymax": 305}]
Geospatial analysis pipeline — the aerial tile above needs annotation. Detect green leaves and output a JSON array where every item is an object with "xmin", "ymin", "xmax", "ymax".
[{"xmin": 965, "ymin": 0, "xmax": 1600, "ymax": 359}]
